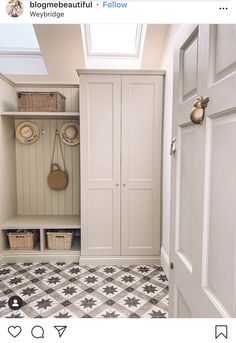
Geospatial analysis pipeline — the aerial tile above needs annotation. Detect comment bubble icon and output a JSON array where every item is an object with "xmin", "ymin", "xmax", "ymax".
[{"xmin": 31, "ymin": 326, "xmax": 45, "ymax": 339}]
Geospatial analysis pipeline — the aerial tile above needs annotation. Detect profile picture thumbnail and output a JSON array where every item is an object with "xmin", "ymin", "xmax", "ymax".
[{"xmin": 6, "ymin": 0, "xmax": 24, "ymax": 18}]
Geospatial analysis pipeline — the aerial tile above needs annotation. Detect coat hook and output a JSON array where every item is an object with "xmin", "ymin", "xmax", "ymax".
[
  {"xmin": 41, "ymin": 128, "xmax": 45, "ymax": 135},
  {"xmin": 55, "ymin": 129, "xmax": 59, "ymax": 135}
]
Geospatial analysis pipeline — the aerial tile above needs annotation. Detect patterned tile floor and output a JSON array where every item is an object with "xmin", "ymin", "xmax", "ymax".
[{"xmin": 0, "ymin": 263, "xmax": 168, "ymax": 318}]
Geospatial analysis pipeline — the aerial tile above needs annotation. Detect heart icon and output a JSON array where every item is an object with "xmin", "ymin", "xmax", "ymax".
[{"xmin": 8, "ymin": 326, "xmax": 22, "ymax": 338}]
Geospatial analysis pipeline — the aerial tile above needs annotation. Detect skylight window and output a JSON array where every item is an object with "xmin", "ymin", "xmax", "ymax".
[
  {"xmin": 0, "ymin": 24, "xmax": 47, "ymax": 75},
  {"xmin": 89, "ymin": 24, "xmax": 139, "ymax": 55},
  {"xmin": 82, "ymin": 24, "xmax": 146, "ymax": 69},
  {"xmin": 0, "ymin": 24, "xmax": 40, "ymax": 53}
]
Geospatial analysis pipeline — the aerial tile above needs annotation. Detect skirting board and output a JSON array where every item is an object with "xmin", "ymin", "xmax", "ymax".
[
  {"xmin": 161, "ymin": 246, "xmax": 170, "ymax": 279},
  {"xmin": 0, "ymin": 256, "xmax": 4, "ymax": 265},
  {"xmin": 80, "ymin": 256, "xmax": 160, "ymax": 266},
  {"xmin": 0, "ymin": 255, "xmax": 161, "ymax": 266},
  {"xmin": 0, "ymin": 254, "xmax": 80, "ymax": 264}
]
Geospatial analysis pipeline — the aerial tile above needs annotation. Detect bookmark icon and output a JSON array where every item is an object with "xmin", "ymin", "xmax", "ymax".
[
  {"xmin": 54, "ymin": 326, "xmax": 67, "ymax": 338},
  {"xmin": 215, "ymin": 325, "xmax": 228, "ymax": 339}
]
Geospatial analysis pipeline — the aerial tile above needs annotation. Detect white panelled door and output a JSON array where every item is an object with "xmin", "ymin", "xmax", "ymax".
[
  {"xmin": 170, "ymin": 24, "xmax": 236, "ymax": 317},
  {"xmin": 80, "ymin": 74, "xmax": 121, "ymax": 256},
  {"xmin": 121, "ymin": 75, "xmax": 163, "ymax": 255}
]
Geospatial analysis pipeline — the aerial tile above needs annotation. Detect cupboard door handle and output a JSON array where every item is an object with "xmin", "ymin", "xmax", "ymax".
[
  {"xmin": 116, "ymin": 183, "xmax": 119, "ymax": 187},
  {"xmin": 123, "ymin": 183, "xmax": 126, "ymax": 187}
]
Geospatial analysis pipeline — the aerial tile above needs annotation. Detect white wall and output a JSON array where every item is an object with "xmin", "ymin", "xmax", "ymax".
[
  {"xmin": 141, "ymin": 25, "xmax": 170, "ymax": 69},
  {"xmin": 159, "ymin": 25, "xmax": 179, "ymax": 278},
  {"xmin": 0, "ymin": 76, "xmax": 17, "ymax": 226}
]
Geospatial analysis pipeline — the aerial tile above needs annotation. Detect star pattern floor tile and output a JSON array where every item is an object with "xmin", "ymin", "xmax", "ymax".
[{"xmin": 0, "ymin": 263, "xmax": 168, "ymax": 318}]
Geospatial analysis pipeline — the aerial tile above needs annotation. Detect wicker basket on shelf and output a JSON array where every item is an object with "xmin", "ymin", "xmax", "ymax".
[
  {"xmin": 46, "ymin": 231, "xmax": 74, "ymax": 250},
  {"xmin": 17, "ymin": 91, "xmax": 66, "ymax": 112},
  {"xmin": 7, "ymin": 230, "xmax": 37, "ymax": 250}
]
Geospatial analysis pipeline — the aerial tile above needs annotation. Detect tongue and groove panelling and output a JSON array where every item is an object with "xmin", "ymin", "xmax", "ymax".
[{"xmin": 15, "ymin": 86, "xmax": 80, "ymax": 215}]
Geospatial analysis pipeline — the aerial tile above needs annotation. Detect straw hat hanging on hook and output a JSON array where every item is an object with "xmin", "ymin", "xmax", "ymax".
[
  {"xmin": 60, "ymin": 122, "xmax": 80, "ymax": 146},
  {"xmin": 16, "ymin": 121, "xmax": 40, "ymax": 144},
  {"xmin": 48, "ymin": 130, "xmax": 68, "ymax": 191}
]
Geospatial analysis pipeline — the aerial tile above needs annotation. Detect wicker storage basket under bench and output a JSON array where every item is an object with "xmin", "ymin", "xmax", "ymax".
[
  {"xmin": 46, "ymin": 231, "xmax": 75, "ymax": 250},
  {"xmin": 17, "ymin": 91, "xmax": 66, "ymax": 112},
  {"xmin": 7, "ymin": 230, "xmax": 38, "ymax": 250}
]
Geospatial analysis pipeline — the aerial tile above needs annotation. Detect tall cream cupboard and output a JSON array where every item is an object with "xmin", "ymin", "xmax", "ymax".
[{"xmin": 79, "ymin": 70, "xmax": 164, "ymax": 265}]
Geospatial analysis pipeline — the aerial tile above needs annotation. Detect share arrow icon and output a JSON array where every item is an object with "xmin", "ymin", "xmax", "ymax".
[{"xmin": 54, "ymin": 326, "xmax": 67, "ymax": 338}]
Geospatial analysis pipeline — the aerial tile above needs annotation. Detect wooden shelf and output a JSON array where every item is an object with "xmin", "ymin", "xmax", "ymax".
[
  {"xmin": 1, "ymin": 111, "xmax": 80, "ymax": 119},
  {"xmin": 1, "ymin": 218, "xmax": 81, "ymax": 261},
  {"xmin": 2, "ymin": 214, "xmax": 81, "ymax": 229}
]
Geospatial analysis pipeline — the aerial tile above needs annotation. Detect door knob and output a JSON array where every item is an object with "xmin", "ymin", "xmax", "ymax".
[
  {"xmin": 190, "ymin": 96, "xmax": 209, "ymax": 124},
  {"xmin": 123, "ymin": 183, "xmax": 126, "ymax": 187},
  {"xmin": 116, "ymin": 183, "xmax": 119, "ymax": 187}
]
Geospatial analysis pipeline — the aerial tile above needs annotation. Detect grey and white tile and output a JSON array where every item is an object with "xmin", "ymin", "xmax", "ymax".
[{"xmin": 0, "ymin": 262, "xmax": 168, "ymax": 318}]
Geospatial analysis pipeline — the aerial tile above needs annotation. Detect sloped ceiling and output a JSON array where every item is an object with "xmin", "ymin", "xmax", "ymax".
[
  {"xmin": 141, "ymin": 24, "xmax": 170, "ymax": 69},
  {"xmin": 7, "ymin": 24, "xmax": 169, "ymax": 84}
]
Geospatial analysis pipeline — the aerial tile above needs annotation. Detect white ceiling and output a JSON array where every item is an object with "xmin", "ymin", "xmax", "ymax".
[{"xmin": 6, "ymin": 24, "xmax": 169, "ymax": 85}]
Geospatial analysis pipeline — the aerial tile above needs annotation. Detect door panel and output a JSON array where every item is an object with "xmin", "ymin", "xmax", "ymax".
[
  {"xmin": 88, "ymin": 83, "xmax": 114, "ymax": 181},
  {"xmin": 80, "ymin": 74, "xmax": 121, "ymax": 256},
  {"xmin": 170, "ymin": 25, "xmax": 205, "ymax": 317},
  {"xmin": 127, "ymin": 189, "xmax": 154, "ymax": 249},
  {"xmin": 128, "ymin": 83, "xmax": 154, "ymax": 181},
  {"xmin": 213, "ymin": 25, "xmax": 236, "ymax": 82},
  {"xmin": 121, "ymin": 75, "xmax": 163, "ymax": 255},
  {"xmin": 176, "ymin": 125, "xmax": 196, "ymax": 268},
  {"xmin": 200, "ymin": 24, "xmax": 236, "ymax": 317},
  {"xmin": 176, "ymin": 287, "xmax": 192, "ymax": 318},
  {"xmin": 88, "ymin": 189, "xmax": 116, "ymax": 250},
  {"xmin": 170, "ymin": 24, "xmax": 236, "ymax": 317},
  {"xmin": 202, "ymin": 113, "xmax": 236, "ymax": 317},
  {"xmin": 181, "ymin": 27, "xmax": 199, "ymax": 100}
]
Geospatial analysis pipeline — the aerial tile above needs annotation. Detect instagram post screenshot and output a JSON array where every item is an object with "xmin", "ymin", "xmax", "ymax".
[{"xmin": 0, "ymin": 0, "xmax": 236, "ymax": 342}]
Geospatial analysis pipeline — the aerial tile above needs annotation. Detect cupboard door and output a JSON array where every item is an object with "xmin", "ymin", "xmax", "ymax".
[
  {"xmin": 121, "ymin": 75, "xmax": 163, "ymax": 256},
  {"xmin": 80, "ymin": 74, "xmax": 121, "ymax": 256}
]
